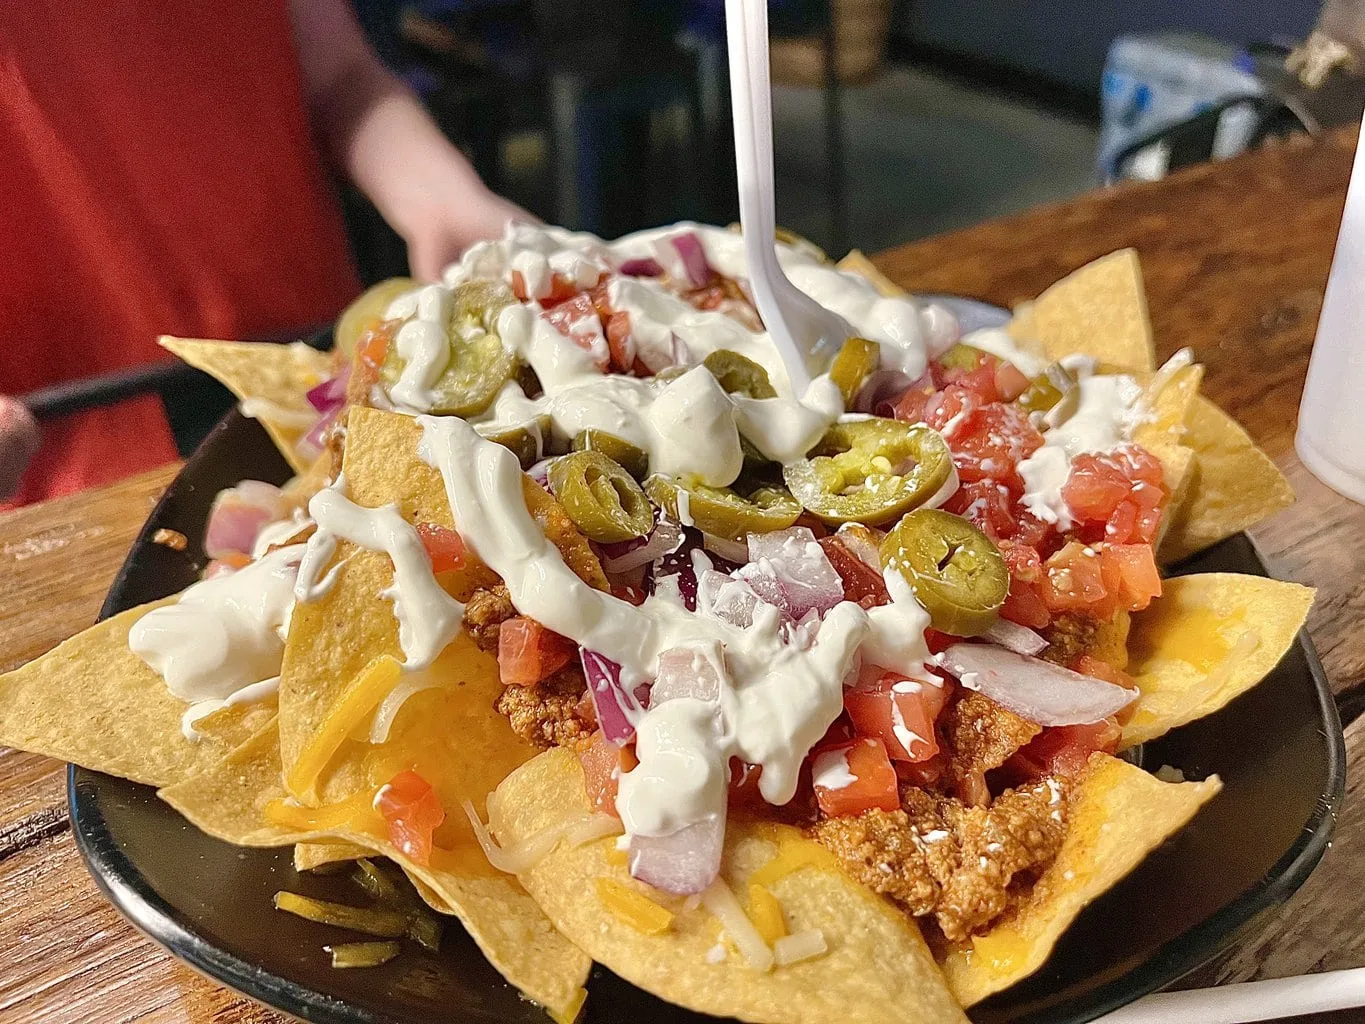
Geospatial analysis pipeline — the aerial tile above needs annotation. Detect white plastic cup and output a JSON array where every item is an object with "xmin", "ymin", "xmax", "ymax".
[{"xmin": 1297, "ymin": 115, "xmax": 1365, "ymax": 504}]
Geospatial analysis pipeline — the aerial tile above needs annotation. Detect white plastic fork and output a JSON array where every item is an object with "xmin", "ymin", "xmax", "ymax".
[{"xmin": 724, "ymin": 0, "xmax": 853, "ymax": 394}]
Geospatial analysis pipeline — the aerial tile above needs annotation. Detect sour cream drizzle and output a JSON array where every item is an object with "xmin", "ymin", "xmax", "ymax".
[
  {"xmin": 416, "ymin": 415, "xmax": 936, "ymax": 848},
  {"xmin": 129, "ymin": 544, "xmax": 304, "ymax": 703},
  {"xmin": 383, "ymin": 222, "xmax": 959, "ymax": 483},
  {"xmin": 294, "ymin": 475, "xmax": 463, "ymax": 670},
  {"xmin": 1018, "ymin": 364, "xmax": 1146, "ymax": 528}
]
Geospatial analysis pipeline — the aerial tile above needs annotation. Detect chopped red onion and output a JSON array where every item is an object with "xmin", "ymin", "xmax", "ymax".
[
  {"xmin": 830, "ymin": 524, "xmax": 883, "ymax": 571},
  {"xmin": 983, "ymin": 618, "xmax": 1048, "ymax": 656},
  {"xmin": 654, "ymin": 231, "xmax": 715, "ymax": 290},
  {"xmin": 205, "ymin": 481, "xmax": 285, "ymax": 558},
  {"xmin": 526, "ymin": 457, "xmax": 555, "ymax": 490},
  {"xmin": 701, "ymin": 532, "xmax": 750, "ymax": 563},
  {"xmin": 600, "ymin": 518, "xmax": 684, "ymax": 574},
  {"xmin": 940, "ymin": 643, "xmax": 1137, "ymax": 726},
  {"xmin": 628, "ymin": 817, "xmax": 726, "ymax": 896},
  {"xmin": 852, "ymin": 369, "xmax": 913, "ymax": 415},
  {"xmin": 696, "ymin": 570, "xmax": 762, "ymax": 628},
  {"xmin": 619, "ymin": 257, "xmax": 664, "ymax": 277},
  {"xmin": 737, "ymin": 527, "xmax": 845, "ymax": 620},
  {"xmin": 628, "ymin": 644, "xmax": 725, "ymax": 894},
  {"xmin": 306, "ymin": 366, "xmax": 351, "ymax": 414},
  {"xmin": 298, "ymin": 405, "xmax": 341, "ymax": 460},
  {"xmin": 580, "ymin": 649, "xmax": 641, "ymax": 745}
]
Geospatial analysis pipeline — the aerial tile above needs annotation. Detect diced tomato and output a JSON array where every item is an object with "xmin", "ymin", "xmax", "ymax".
[
  {"xmin": 357, "ymin": 320, "xmax": 396, "ymax": 371},
  {"xmin": 497, "ymin": 617, "xmax": 577, "ymax": 686},
  {"xmin": 610, "ymin": 580, "xmax": 648, "ymax": 606},
  {"xmin": 1006, "ymin": 720, "xmax": 1122, "ymax": 781},
  {"xmin": 1072, "ymin": 653, "xmax": 1139, "ymax": 724},
  {"xmin": 376, "ymin": 770, "xmax": 446, "ymax": 866},
  {"xmin": 604, "ymin": 310, "xmax": 636, "ymax": 372},
  {"xmin": 727, "ymin": 758, "xmax": 766, "ymax": 810},
  {"xmin": 1100, "ymin": 543, "xmax": 1162, "ymax": 611},
  {"xmin": 1038, "ymin": 541, "xmax": 1116, "ymax": 618},
  {"xmin": 541, "ymin": 293, "xmax": 609, "ymax": 371},
  {"xmin": 943, "ymin": 480, "xmax": 1051, "ymax": 548},
  {"xmin": 511, "ymin": 269, "xmax": 587, "ymax": 305},
  {"xmin": 812, "ymin": 737, "xmax": 900, "ymax": 817},
  {"xmin": 1002, "ymin": 577, "xmax": 1051, "ymax": 629},
  {"xmin": 923, "ymin": 629, "xmax": 956, "ymax": 654},
  {"xmin": 889, "ymin": 366, "xmax": 945, "ymax": 424},
  {"xmin": 1062, "ymin": 444, "xmax": 1167, "ymax": 545},
  {"xmin": 818, "ymin": 535, "xmax": 888, "ymax": 607},
  {"xmin": 929, "ymin": 393, "xmax": 1044, "ymax": 492},
  {"xmin": 941, "ymin": 359, "xmax": 1001, "ymax": 405},
  {"xmin": 579, "ymin": 731, "xmax": 637, "ymax": 818},
  {"xmin": 994, "ymin": 360, "xmax": 1031, "ymax": 401},
  {"xmin": 415, "ymin": 522, "xmax": 465, "ymax": 573},
  {"xmin": 844, "ymin": 672, "xmax": 949, "ymax": 762}
]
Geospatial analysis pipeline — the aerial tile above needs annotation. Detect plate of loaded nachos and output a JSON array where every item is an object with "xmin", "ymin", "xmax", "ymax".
[{"xmin": 1, "ymin": 223, "xmax": 1344, "ymax": 1024}]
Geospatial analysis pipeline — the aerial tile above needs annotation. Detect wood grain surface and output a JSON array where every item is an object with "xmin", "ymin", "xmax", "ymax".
[{"xmin": 2, "ymin": 131, "xmax": 1363, "ymax": 1022}]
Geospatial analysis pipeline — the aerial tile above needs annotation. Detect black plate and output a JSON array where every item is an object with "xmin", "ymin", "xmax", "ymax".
[{"xmin": 70, "ymin": 412, "xmax": 1345, "ymax": 1024}]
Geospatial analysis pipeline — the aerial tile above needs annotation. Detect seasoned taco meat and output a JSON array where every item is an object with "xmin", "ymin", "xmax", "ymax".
[
  {"xmin": 494, "ymin": 665, "xmax": 595, "ymax": 750},
  {"xmin": 942, "ymin": 691, "xmax": 1040, "ymax": 805},
  {"xmin": 808, "ymin": 779, "xmax": 1068, "ymax": 941},
  {"xmin": 464, "ymin": 583, "xmax": 517, "ymax": 653},
  {"xmin": 1038, "ymin": 612, "xmax": 1099, "ymax": 667}
]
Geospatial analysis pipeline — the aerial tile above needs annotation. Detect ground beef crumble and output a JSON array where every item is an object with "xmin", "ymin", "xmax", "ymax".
[
  {"xmin": 494, "ymin": 666, "xmax": 595, "ymax": 750},
  {"xmin": 1039, "ymin": 613, "xmax": 1099, "ymax": 667},
  {"xmin": 463, "ymin": 583, "xmax": 517, "ymax": 653},
  {"xmin": 942, "ymin": 691, "xmax": 1040, "ymax": 805},
  {"xmin": 808, "ymin": 778, "xmax": 1069, "ymax": 941}
]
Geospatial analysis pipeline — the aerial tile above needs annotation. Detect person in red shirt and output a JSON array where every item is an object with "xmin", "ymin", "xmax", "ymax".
[{"xmin": 0, "ymin": 0, "xmax": 529, "ymax": 505}]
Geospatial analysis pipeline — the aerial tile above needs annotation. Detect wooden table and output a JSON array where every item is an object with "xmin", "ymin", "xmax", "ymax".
[{"xmin": 2, "ymin": 132, "xmax": 1363, "ymax": 1023}]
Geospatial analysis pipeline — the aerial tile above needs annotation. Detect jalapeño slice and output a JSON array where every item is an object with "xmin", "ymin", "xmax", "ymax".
[
  {"xmin": 782, "ymin": 417, "xmax": 953, "ymax": 526},
  {"xmin": 644, "ymin": 476, "xmax": 801, "ymax": 541},
  {"xmin": 828, "ymin": 337, "xmax": 880, "ymax": 406},
  {"xmin": 548, "ymin": 450, "xmax": 654, "ymax": 543},
  {"xmin": 879, "ymin": 508, "xmax": 1007, "ymax": 636},
  {"xmin": 380, "ymin": 280, "xmax": 518, "ymax": 416},
  {"xmin": 572, "ymin": 429, "xmax": 650, "ymax": 480},
  {"xmin": 703, "ymin": 350, "xmax": 777, "ymax": 399}
]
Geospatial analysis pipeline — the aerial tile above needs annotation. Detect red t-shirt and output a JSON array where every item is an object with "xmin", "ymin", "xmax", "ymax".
[{"xmin": 0, "ymin": 0, "xmax": 361, "ymax": 506}]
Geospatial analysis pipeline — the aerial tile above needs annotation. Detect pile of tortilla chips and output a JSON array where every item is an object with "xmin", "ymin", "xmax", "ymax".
[{"xmin": 0, "ymin": 247, "xmax": 1311, "ymax": 1023}]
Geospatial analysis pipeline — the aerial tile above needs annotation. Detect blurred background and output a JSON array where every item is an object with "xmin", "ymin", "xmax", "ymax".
[{"xmin": 340, "ymin": 0, "xmax": 1363, "ymax": 282}]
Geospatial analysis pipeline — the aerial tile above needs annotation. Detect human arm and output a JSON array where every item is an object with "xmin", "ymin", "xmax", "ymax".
[
  {"xmin": 288, "ymin": 0, "xmax": 534, "ymax": 280},
  {"xmin": 0, "ymin": 398, "xmax": 40, "ymax": 501}
]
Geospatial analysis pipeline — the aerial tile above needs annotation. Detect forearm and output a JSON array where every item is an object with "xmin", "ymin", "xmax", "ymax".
[{"xmin": 289, "ymin": 0, "xmax": 484, "ymax": 234}]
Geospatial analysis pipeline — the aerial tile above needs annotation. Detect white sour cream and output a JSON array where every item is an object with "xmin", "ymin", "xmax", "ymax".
[
  {"xmin": 417, "ymin": 415, "xmax": 876, "ymax": 845},
  {"xmin": 129, "ymin": 544, "xmax": 304, "ymax": 703},
  {"xmin": 1018, "ymin": 368, "xmax": 1146, "ymax": 528},
  {"xmin": 960, "ymin": 327, "xmax": 1049, "ymax": 377},
  {"xmin": 294, "ymin": 475, "xmax": 464, "ymax": 669}
]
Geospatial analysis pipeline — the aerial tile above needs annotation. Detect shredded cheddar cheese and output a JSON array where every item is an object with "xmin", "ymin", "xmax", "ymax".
[
  {"xmin": 286, "ymin": 654, "xmax": 402, "ymax": 797},
  {"xmin": 594, "ymin": 878, "xmax": 674, "ymax": 935}
]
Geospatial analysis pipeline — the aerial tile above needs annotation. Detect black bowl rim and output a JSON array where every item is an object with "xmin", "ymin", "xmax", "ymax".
[{"xmin": 67, "ymin": 307, "xmax": 1347, "ymax": 1023}]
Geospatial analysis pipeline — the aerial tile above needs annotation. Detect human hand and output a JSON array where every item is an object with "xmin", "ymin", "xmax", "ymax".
[
  {"xmin": 0, "ymin": 397, "xmax": 40, "ymax": 501},
  {"xmin": 400, "ymin": 183, "xmax": 537, "ymax": 282}
]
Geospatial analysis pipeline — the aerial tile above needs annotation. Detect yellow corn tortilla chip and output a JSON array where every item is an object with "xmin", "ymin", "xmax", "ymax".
[
  {"xmin": 1025, "ymin": 250, "xmax": 1156, "ymax": 374},
  {"xmin": 937, "ymin": 754, "xmax": 1221, "ymax": 1005},
  {"xmin": 295, "ymin": 841, "xmax": 370, "ymax": 873},
  {"xmin": 1135, "ymin": 362, "xmax": 1203, "ymax": 535},
  {"xmin": 836, "ymin": 250, "xmax": 907, "ymax": 298},
  {"xmin": 1158, "ymin": 396, "xmax": 1295, "ymax": 563},
  {"xmin": 0, "ymin": 601, "xmax": 275, "ymax": 787},
  {"xmin": 1122, "ymin": 573, "xmax": 1313, "ymax": 748},
  {"xmin": 159, "ymin": 336, "xmax": 333, "ymax": 473},
  {"xmin": 159, "ymin": 718, "xmax": 591, "ymax": 1020},
  {"xmin": 490, "ymin": 747, "xmax": 969, "ymax": 1024}
]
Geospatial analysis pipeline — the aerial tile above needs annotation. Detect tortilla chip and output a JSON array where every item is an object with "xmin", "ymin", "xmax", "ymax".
[
  {"xmin": 835, "ymin": 250, "xmax": 907, "ymax": 298},
  {"xmin": 264, "ymin": 406, "xmax": 592, "ymax": 1018},
  {"xmin": 490, "ymin": 748, "xmax": 968, "ymax": 1024},
  {"xmin": 161, "ymin": 718, "xmax": 591, "ymax": 1020},
  {"xmin": 1025, "ymin": 250, "xmax": 1156, "ymax": 374},
  {"xmin": 1121, "ymin": 573, "xmax": 1313, "ymax": 748},
  {"xmin": 938, "ymin": 754, "xmax": 1220, "ymax": 1005},
  {"xmin": 294, "ymin": 841, "xmax": 370, "ymax": 873},
  {"xmin": 0, "ymin": 602, "xmax": 275, "ymax": 788},
  {"xmin": 159, "ymin": 337, "xmax": 333, "ymax": 473},
  {"xmin": 1158, "ymin": 396, "xmax": 1295, "ymax": 563}
]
